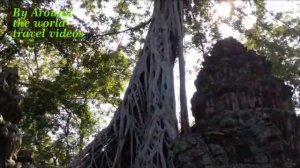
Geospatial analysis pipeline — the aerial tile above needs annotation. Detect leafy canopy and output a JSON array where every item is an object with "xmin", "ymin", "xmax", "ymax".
[{"xmin": 1, "ymin": 0, "xmax": 299, "ymax": 166}]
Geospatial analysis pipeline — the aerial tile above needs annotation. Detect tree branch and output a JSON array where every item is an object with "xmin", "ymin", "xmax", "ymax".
[
  {"xmin": 87, "ymin": 18, "xmax": 152, "ymax": 39},
  {"xmin": 18, "ymin": 81, "xmax": 103, "ymax": 100},
  {"xmin": 33, "ymin": 40, "xmax": 40, "ymax": 78},
  {"xmin": 178, "ymin": 0, "xmax": 190, "ymax": 135},
  {"xmin": 254, "ymin": 1, "xmax": 299, "ymax": 33},
  {"xmin": 18, "ymin": 81, "xmax": 54, "ymax": 93}
]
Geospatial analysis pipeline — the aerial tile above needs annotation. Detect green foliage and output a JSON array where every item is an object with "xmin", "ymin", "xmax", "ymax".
[
  {"xmin": 1, "ymin": 0, "xmax": 300, "ymax": 166},
  {"xmin": 0, "ymin": 0, "xmax": 131, "ymax": 166},
  {"xmin": 187, "ymin": 0, "xmax": 300, "ymax": 94},
  {"xmin": 242, "ymin": 3, "xmax": 300, "ymax": 88},
  {"xmin": 18, "ymin": 49, "xmax": 130, "ymax": 165}
]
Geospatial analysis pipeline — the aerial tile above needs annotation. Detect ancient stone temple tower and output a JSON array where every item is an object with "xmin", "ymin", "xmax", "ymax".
[{"xmin": 173, "ymin": 38, "xmax": 300, "ymax": 168}]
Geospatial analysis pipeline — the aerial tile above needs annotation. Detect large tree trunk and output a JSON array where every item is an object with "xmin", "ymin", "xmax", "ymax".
[{"xmin": 67, "ymin": 0, "xmax": 185, "ymax": 167}]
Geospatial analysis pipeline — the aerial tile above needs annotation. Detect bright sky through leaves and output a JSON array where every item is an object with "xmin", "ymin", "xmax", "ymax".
[{"xmin": 52, "ymin": 0, "xmax": 300, "ymax": 126}]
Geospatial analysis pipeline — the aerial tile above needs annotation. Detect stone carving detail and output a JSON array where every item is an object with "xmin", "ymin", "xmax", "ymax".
[{"xmin": 173, "ymin": 38, "xmax": 300, "ymax": 168}]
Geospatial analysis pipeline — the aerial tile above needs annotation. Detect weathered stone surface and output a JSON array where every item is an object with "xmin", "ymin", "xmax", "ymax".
[
  {"xmin": 173, "ymin": 38, "xmax": 300, "ymax": 168},
  {"xmin": 0, "ymin": 67, "xmax": 22, "ymax": 124},
  {"xmin": 0, "ymin": 66, "xmax": 28, "ymax": 168}
]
